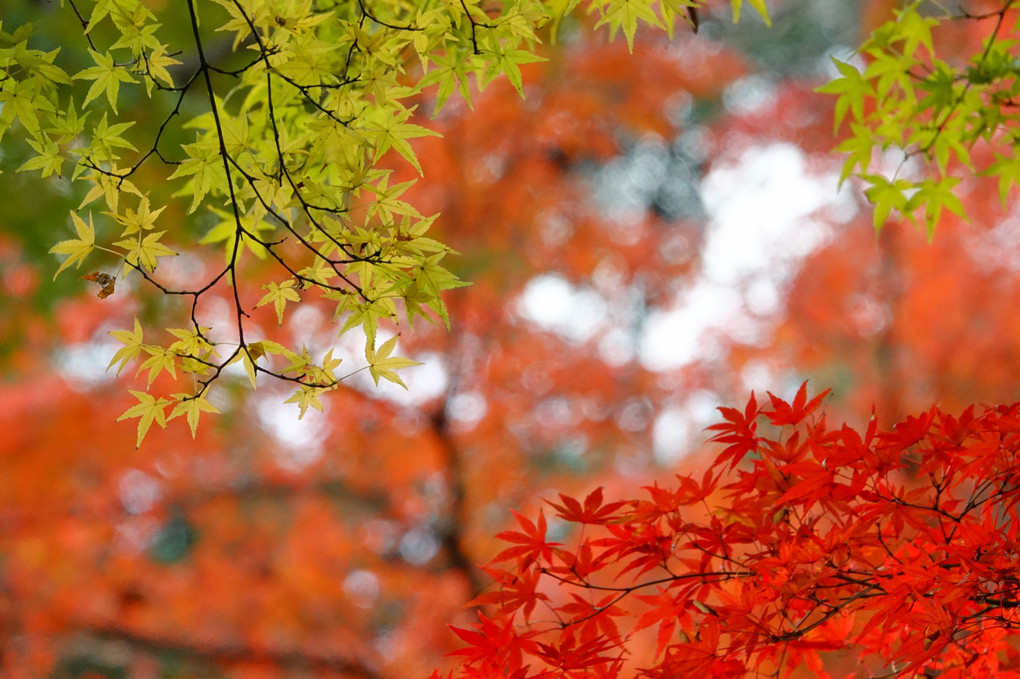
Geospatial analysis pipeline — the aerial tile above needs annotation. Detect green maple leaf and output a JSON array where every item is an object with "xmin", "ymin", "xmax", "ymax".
[
  {"xmin": 255, "ymin": 280, "xmax": 302, "ymax": 324},
  {"xmin": 49, "ymin": 211, "xmax": 95, "ymax": 279},
  {"xmin": 114, "ymin": 230, "xmax": 177, "ymax": 272},
  {"xmin": 89, "ymin": 113, "xmax": 136, "ymax": 162},
  {"xmin": 0, "ymin": 77, "xmax": 50, "ymax": 139},
  {"xmin": 594, "ymin": 0, "xmax": 664, "ymax": 52},
  {"xmin": 48, "ymin": 99, "xmax": 89, "ymax": 144},
  {"xmin": 167, "ymin": 137, "xmax": 223, "ymax": 213},
  {"xmin": 986, "ymin": 155, "xmax": 1020, "ymax": 207},
  {"xmin": 420, "ymin": 51, "xmax": 477, "ymax": 113},
  {"xmin": 109, "ymin": 195, "xmax": 167, "ymax": 236},
  {"xmin": 816, "ymin": 58, "xmax": 870, "ymax": 132},
  {"xmin": 373, "ymin": 109, "xmax": 441, "ymax": 176},
  {"xmin": 75, "ymin": 49, "xmax": 136, "ymax": 113},
  {"xmin": 144, "ymin": 44, "xmax": 181, "ymax": 93},
  {"xmin": 863, "ymin": 174, "xmax": 912, "ymax": 228},
  {"xmin": 497, "ymin": 47, "xmax": 545, "ymax": 96},
  {"xmin": 339, "ymin": 298, "xmax": 396, "ymax": 349},
  {"xmin": 18, "ymin": 137, "xmax": 64, "ymax": 178}
]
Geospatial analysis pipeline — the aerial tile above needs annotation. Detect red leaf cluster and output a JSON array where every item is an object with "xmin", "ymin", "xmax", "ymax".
[{"xmin": 442, "ymin": 384, "xmax": 1020, "ymax": 678}]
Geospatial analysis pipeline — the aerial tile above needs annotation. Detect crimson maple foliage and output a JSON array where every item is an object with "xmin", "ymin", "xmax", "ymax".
[
  {"xmin": 772, "ymin": 212, "xmax": 1020, "ymax": 431},
  {"xmin": 441, "ymin": 384, "xmax": 1020, "ymax": 678}
]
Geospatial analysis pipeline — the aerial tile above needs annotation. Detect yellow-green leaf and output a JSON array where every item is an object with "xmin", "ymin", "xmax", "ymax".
[
  {"xmin": 255, "ymin": 280, "xmax": 302, "ymax": 324},
  {"xmin": 365, "ymin": 334, "xmax": 421, "ymax": 388},
  {"xmin": 116, "ymin": 390, "xmax": 170, "ymax": 448},
  {"xmin": 732, "ymin": 0, "xmax": 771, "ymax": 25},
  {"xmin": 49, "ymin": 212, "xmax": 95, "ymax": 279},
  {"xmin": 107, "ymin": 318, "xmax": 144, "ymax": 375},
  {"xmin": 284, "ymin": 385, "xmax": 326, "ymax": 419},
  {"xmin": 169, "ymin": 393, "xmax": 220, "ymax": 437},
  {"xmin": 114, "ymin": 230, "xmax": 177, "ymax": 272},
  {"xmin": 74, "ymin": 49, "xmax": 136, "ymax": 113},
  {"xmin": 137, "ymin": 345, "xmax": 177, "ymax": 387}
]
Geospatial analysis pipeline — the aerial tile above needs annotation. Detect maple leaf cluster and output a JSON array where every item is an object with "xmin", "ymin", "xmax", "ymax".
[{"xmin": 442, "ymin": 384, "xmax": 1020, "ymax": 678}]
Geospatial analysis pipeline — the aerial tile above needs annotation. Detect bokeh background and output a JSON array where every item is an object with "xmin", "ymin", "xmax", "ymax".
[{"xmin": 4, "ymin": 0, "xmax": 1020, "ymax": 677}]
